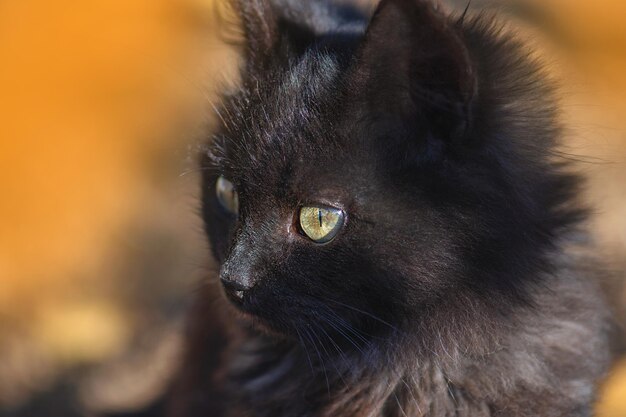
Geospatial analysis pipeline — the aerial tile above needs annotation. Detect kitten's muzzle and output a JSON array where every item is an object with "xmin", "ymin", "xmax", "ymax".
[{"xmin": 220, "ymin": 241, "xmax": 258, "ymax": 307}]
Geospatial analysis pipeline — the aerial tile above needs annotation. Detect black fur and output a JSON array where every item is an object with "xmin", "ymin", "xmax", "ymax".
[{"xmin": 152, "ymin": 0, "xmax": 613, "ymax": 416}]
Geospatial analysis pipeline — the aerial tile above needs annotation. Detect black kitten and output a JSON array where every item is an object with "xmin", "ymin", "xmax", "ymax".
[{"xmin": 165, "ymin": 0, "xmax": 614, "ymax": 416}]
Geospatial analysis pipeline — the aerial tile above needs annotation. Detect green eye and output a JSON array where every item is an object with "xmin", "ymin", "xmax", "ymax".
[
  {"xmin": 299, "ymin": 206, "xmax": 344, "ymax": 243},
  {"xmin": 216, "ymin": 176, "xmax": 239, "ymax": 215}
]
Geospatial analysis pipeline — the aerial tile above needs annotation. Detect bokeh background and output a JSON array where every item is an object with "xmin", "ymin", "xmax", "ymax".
[{"xmin": 0, "ymin": 0, "xmax": 624, "ymax": 415}]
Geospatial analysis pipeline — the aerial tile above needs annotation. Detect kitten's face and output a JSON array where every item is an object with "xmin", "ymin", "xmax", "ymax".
[
  {"xmin": 201, "ymin": 0, "xmax": 571, "ymax": 347},
  {"xmin": 203, "ymin": 54, "xmax": 472, "ymax": 341}
]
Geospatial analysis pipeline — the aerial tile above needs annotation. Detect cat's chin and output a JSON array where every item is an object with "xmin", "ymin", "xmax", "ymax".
[
  {"xmin": 234, "ymin": 308, "xmax": 301, "ymax": 341},
  {"xmin": 237, "ymin": 308, "xmax": 315, "ymax": 343},
  {"xmin": 221, "ymin": 293, "xmax": 292, "ymax": 336}
]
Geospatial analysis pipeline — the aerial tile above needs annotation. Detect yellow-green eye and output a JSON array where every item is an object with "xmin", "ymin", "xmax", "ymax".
[
  {"xmin": 216, "ymin": 176, "xmax": 239, "ymax": 215},
  {"xmin": 299, "ymin": 206, "xmax": 344, "ymax": 243}
]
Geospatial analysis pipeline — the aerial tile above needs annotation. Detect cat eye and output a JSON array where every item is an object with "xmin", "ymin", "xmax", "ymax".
[
  {"xmin": 216, "ymin": 176, "xmax": 239, "ymax": 215},
  {"xmin": 299, "ymin": 205, "xmax": 344, "ymax": 244}
]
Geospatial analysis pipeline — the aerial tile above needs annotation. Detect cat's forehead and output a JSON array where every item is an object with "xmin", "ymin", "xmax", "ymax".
[
  {"xmin": 219, "ymin": 51, "xmax": 352, "ymax": 184},
  {"xmin": 249, "ymin": 50, "xmax": 341, "ymax": 139}
]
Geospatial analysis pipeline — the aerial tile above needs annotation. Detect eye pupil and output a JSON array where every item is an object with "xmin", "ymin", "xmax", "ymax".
[{"xmin": 318, "ymin": 209, "xmax": 323, "ymax": 227}]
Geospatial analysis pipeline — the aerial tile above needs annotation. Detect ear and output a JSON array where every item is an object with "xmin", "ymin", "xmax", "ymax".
[
  {"xmin": 234, "ymin": 0, "xmax": 316, "ymax": 74},
  {"xmin": 234, "ymin": 0, "xmax": 279, "ymax": 72},
  {"xmin": 353, "ymin": 0, "xmax": 476, "ymax": 145}
]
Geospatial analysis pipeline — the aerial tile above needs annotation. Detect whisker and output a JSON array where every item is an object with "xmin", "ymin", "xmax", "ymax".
[
  {"xmin": 320, "ymin": 297, "xmax": 400, "ymax": 332},
  {"xmin": 295, "ymin": 328, "xmax": 315, "ymax": 376},
  {"xmin": 314, "ymin": 320, "xmax": 346, "ymax": 360},
  {"xmin": 303, "ymin": 326, "xmax": 330, "ymax": 396},
  {"xmin": 310, "ymin": 322, "xmax": 332, "ymax": 360},
  {"xmin": 325, "ymin": 310, "xmax": 370, "ymax": 346},
  {"xmin": 321, "ymin": 315, "xmax": 365, "ymax": 355},
  {"xmin": 311, "ymin": 321, "xmax": 350, "ymax": 389}
]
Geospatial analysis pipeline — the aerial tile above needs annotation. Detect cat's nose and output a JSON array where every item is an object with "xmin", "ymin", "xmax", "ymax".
[
  {"xmin": 220, "ymin": 242, "xmax": 257, "ymax": 305},
  {"xmin": 220, "ymin": 276, "xmax": 250, "ymax": 305}
]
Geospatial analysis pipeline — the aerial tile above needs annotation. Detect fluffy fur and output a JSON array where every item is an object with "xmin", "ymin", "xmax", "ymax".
[{"xmin": 159, "ymin": 0, "xmax": 614, "ymax": 416}]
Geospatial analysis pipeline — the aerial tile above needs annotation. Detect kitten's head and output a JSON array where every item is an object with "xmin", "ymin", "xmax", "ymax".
[{"xmin": 201, "ymin": 0, "xmax": 581, "ymax": 350}]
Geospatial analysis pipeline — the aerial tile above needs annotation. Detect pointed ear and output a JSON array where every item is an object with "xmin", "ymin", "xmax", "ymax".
[
  {"xmin": 234, "ymin": 0, "xmax": 279, "ymax": 71},
  {"xmin": 354, "ymin": 0, "xmax": 476, "ymax": 142},
  {"xmin": 233, "ymin": 0, "xmax": 317, "ymax": 74}
]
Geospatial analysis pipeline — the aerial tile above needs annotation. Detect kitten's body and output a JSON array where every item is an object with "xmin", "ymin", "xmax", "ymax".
[{"xmin": 160, "ymin": 1, "xmax": 613, "ymax": 416}]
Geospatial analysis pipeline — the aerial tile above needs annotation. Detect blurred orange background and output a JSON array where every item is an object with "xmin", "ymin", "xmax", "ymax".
[{"xmin": 0, "ymin": 0, "xmax": 624, "ymax": 415}]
